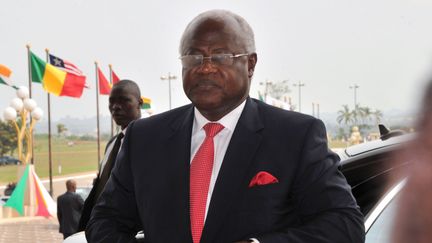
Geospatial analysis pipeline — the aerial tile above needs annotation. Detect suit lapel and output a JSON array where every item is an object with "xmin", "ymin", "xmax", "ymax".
[
  {"xmin": 162, "ymin": 105, "xmax": 195, "ymax": 242},
  {"xmin": 201, "ymin": 98, "xmax": 264, "ymax": 242}
]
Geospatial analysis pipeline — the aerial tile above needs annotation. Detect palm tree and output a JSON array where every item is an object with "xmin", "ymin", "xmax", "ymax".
[
  {"xmin": 373, "ymin": 109, "xmax": 383, "ymax": 125},
  {"xmin": 337, "ymin": 105, "xmax": 354, "ymax": 126},
  {"xmin": 358, "ymin": 106, "xmax": 373, "ymax": 124}
]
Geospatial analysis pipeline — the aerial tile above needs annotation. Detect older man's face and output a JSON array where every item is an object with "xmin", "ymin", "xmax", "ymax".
[{"xmin": 181, "ymin": 18, "xmax": 256, "ymax": 121}]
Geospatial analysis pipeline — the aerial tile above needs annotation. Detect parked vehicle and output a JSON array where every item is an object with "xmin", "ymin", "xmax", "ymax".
[
  {"xmin": 0, "ymin": 156, "xmax": 21, "ymax": 166},
  {"xmin": 339, "ymin": 125, "xmax": 414, "ymax": 243},
  {"xmin": 76, "ymin": 186, "xmax": 92, "ymax": 201}
]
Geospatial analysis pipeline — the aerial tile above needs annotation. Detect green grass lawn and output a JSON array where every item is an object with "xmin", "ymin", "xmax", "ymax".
[
  {"xmin": 0, "ymin": 136, "xmax": 108, "ymax": 184},
  {"xmin": 1, "ymin": 135, "xmax": 349, "ymax": 185}
]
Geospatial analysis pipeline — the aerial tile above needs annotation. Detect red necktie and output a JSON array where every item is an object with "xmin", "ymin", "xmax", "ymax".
[{"xmin": 190, "ymin": 122, "xmax": 224, "ymax": 243}]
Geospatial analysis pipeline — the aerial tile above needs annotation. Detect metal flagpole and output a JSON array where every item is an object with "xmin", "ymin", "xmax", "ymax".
[
  {"xmin": 108, "ymin": 64, "xmax": 114, "ymax": 138},
  {"xmin": 44, "ymin": 48, "xmax": 54, "ymax": 196},
  {"xmin": 26, "ymin": 44, "xmax": 35, "ymax": 165},
  {"xmin": 95, "ymin": 62, "xmax": 101, "ymax": 165}
]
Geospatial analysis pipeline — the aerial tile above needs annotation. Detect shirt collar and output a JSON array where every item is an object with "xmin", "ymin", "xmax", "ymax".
[{"xmin": 193, "ymin": 99, "xmax": 247, "ymax": 133}]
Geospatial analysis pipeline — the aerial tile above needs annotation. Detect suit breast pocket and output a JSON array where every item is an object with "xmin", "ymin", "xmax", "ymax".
[{"xmin": 240, "ymin": 183, "xmax": 284, "ymax": 212}]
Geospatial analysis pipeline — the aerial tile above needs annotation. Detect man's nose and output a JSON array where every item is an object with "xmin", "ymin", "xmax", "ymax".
[{"xmin": 196, "ymin": 59, "xmax": 217, "ymax": 74}]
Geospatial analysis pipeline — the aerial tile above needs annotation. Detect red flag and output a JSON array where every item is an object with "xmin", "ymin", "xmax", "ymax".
[
  {"xmin": 97, "ymin": 67, "xmax": 111, "ymax": 95},
  {"xmin": 111, "ymin": 69, "xmax": 120, "ymax": 85}
]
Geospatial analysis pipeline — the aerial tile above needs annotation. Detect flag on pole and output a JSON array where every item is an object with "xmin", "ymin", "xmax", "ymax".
[
  {"xmin": 30, "ymin": 52, "xmax": 86, "ymax": 98},
  {"xmin": 111, "ymin": 69, "xmax": 120, "ymax": 85},
  {"xmin": 0, "ymin": 64, "xmax": 12, "ymax": 86},
  {"xmin": 141, "ymin": 96, "xmax": 151, "ymax": 109},
  {"xmin": 4, "ymin": 164, "xmax": 56, "ymax": 217},
  {"xmin": 0, "ymin": 64, "xmax": 18, "ymax": 89},
  {"xmin": 97, "ymin": 67, "xmax": 111, "ymax": 95}
]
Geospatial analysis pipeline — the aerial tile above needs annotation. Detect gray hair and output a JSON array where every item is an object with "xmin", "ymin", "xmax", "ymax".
[{"xmin": 179, "ymin": 9, "xmax": 256, "ymax": 54}]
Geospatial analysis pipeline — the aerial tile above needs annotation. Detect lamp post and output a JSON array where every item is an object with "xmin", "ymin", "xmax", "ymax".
[
  {"xmin": 160, "ymin": 72, "xmax": 177, "ymax": 110},
  {"xmin": 349, "ymin": 84, "xmax": 359, "ymax": 109},
  {"xmin": 349, "ymin": 84, "xmax": 360, "ymax": 123},
  {"xmin": 293, "ymin": 81, "xmax": 305, "ymax": 112},
  {"xmin": 3, "ymin": 86, "xmax": 43, "ymax": 164}
]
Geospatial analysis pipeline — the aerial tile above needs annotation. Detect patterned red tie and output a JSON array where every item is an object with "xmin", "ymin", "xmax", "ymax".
[{"xmin": 190, "ymin": 122, "xmax": 224, "ymax": 243}]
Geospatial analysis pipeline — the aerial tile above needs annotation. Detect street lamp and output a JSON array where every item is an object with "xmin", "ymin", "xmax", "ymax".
[
  {"xmin": 349, "ymin": 84, "xmax": 359, "ymax": 109},
  {"xmin": 349, "ymin": 84, "xmax": 360, "ymax": 123},
  {"xmin": 293, "ymin": 81, "xmax": 305, "ymax": 112},
  {"xmin": 160, "ymin": 72, "xmax": 177, "ymax": 110},
  {"xmin": 3, "ymin": 86, "xmax": 43, "ymax": 164}
]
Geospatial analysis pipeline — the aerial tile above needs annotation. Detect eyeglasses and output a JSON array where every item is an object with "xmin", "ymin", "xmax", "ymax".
[{"xmin": 179, "ymin": 53, "xmax": 249, "ymax": 68}]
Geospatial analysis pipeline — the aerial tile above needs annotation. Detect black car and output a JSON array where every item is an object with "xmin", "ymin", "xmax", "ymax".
[
  {"xmin": 0, "ymin": 156, "xmax": 21, "ymax": 166},
  {"xmin": 338, "ymin": 125, "xmax": 413, "ymax": 243}
]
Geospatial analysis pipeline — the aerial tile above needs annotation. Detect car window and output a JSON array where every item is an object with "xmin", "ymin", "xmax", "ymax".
[{"xmin": 365, "ymin": 193, "xmax": 400, "ymax": 243}]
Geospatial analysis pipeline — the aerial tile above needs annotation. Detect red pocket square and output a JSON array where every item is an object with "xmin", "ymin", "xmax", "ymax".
[{"xmin": 248, "ymin": 171, "xmax": 279, "ymax": 188}]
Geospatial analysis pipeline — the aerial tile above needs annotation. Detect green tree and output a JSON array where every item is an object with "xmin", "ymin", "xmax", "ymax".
[
  {"xmin": 373, "ymin": 109, "xmax": 383, "ymax": 125},
  {"xmin": 57, "ymin": 123, "xmax": 67, "ymax": 136},
  {"xmin": 337, "ymin": 105, "xmax": 354, "ymax": 126},
  {"xmin": 0, "ymin": 120, "xmax": 18, "ymax": 156}
]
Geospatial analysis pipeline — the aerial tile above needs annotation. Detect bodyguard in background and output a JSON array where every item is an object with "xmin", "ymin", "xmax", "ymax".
[
  {"xmin": 78, "ymin": 80, "xmax": 143, "ymax": 231},
  {"xmin": 57, "ymin": 179, "xmax": 83, "ymax": 239}
]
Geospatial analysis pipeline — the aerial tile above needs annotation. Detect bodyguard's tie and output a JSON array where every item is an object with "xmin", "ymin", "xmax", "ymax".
[
  {"xmin": 94, "ymin": 132, "xmax": 124, "ymax": 200},
  {"xmin": 190, "ymin": 122, "xmax": 224, "ymax": 243}
]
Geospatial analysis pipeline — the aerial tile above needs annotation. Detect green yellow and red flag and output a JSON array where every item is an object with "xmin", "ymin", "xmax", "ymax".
[{"xmin": 30, "ymin": 52, "xmax": 86, "ymax": 98}]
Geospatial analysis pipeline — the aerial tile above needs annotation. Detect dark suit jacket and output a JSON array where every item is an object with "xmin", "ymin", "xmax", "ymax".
[
  {"xmin": 78, "ymin": 135, "xmax": 119, "ymax": 231},
  {"xmin": 87, "ymin": 98, "xmax": 365, "ymax": 243},
  {"xmin": 57, "ymin": 191, "xmax": 84, "ymax": 234}
]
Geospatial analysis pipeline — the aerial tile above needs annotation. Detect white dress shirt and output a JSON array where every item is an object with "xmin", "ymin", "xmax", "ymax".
[{"xmin": 190, "ymin": 100, "xmax": 246, "ymax": 220}]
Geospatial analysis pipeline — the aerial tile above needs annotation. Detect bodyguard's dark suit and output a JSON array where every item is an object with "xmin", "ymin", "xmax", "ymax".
[
  {"xmin": 87, "ymin": 98, "xmax": 365, "ymax": 243},
  {"xmin": 78, "ymin": 134, "xmax": 119, "ymax": 231},
  {"xmin": 57, "ymin": 191, "xmax": 84, "ymax": 237}
]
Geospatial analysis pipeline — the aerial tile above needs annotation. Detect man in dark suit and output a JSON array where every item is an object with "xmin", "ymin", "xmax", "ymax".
[
  {"xmin": 87, "ymin": 10, "xmax": 365, "ymax": 243},
  {"xmin": 57, "ymin": 179, "xmax": 84, "ymax": 239},
  {"xmin": 78, "ymin": 80, "xmax": 143, "ymax": 231}
]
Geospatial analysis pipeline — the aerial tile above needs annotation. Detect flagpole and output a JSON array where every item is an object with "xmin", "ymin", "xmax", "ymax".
[
  {"xmin": 95, "ymin": 62, "xmax": 101, "ymax": 165},
  {"xmin": 108, "ymin": 64, "xmax": 114, "ymax": 138},
  {"xmin": 26, "ymin": 44, "xmax": 35, "ymax": 165},
  {"xmin": 45, "ymin": 48, "xmax": 54, "ymax": 196},
  {"xmin": 26, "ymin": 44, "xmax": 32, "ymax": 98}
]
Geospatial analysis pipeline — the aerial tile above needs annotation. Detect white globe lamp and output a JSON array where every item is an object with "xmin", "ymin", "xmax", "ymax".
[
  {"xmin": 3, "ymin": 107, "xmax": 17, "ymax": 121},
  {"xmin": 31, "ymin": 107, "xmax": 44, "ymax": 120},
  {"xmin": 10, "ymin": 98, "xmax": 24, "ymax": 111},
  {"xmin": 23, "ymin": 98, "xmax": 37, "ymax": 112},
  {"xmin": 16, "ymin": 86, "xmax": 30, "ymax": 99}
]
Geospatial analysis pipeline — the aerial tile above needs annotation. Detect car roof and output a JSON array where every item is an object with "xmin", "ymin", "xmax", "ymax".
[
  {"xmin": 338, "ymin": 133, "xmax": 415, "ymax": 160},
  {"xmin": 339, "ymin": 132, "xmax": 414, "ymax": 217}
]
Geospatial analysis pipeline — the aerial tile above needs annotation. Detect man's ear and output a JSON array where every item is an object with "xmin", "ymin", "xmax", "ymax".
[
  {"xmin": 247, "ymin": 53, "xmax": 257, "ymax": 78},
  {"xmin": 138, "ymin": 97, "xmax": 143, "ymax": 109}
]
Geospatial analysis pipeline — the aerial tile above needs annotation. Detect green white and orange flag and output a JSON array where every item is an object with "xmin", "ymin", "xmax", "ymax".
[
  {"xmin": 4, "ymin": 164, "xmax": 56, "ymax": 217},
  {"xmin": 141, "ymin": 96, "xmax": 151, "ymax": 109},
  {"xmin": 0, "ymin": 64, "xmax": 18, "ymax": 89},
  {"xmin": 30, "ymin": 52, "xmax": 86, "ymax": 98}
]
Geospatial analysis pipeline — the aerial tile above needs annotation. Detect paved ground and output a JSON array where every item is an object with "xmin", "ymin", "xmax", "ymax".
[
  {"xmin": 0, "ymin": 172, "xmax": 97, "ymax": 243},
  {"xmin": 0, "ymin": 217, "xmax": 63, "ymax": 243}
]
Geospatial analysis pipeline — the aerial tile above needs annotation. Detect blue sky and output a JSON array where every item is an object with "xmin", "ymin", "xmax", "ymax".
[{"xmin": 1, "ymin": 0, "xmax": 432, "ymax": 122}]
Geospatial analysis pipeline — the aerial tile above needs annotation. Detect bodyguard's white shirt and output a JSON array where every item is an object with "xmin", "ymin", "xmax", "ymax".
[
  {"xmin": 190, "ymin": 100, "xmax": 246, "ymax": 220},
  {"xmin": 99, "ymin": 128, "xmax": 127, "ymax": 174}
]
